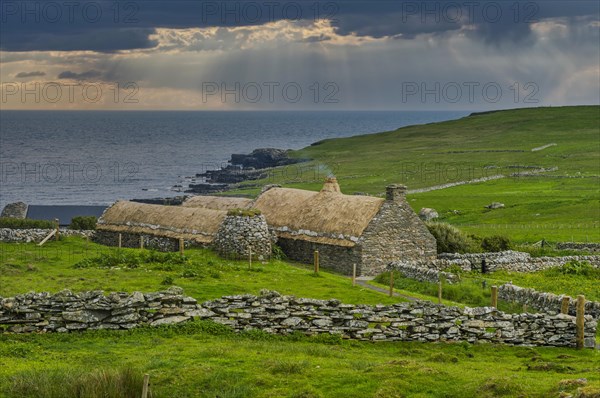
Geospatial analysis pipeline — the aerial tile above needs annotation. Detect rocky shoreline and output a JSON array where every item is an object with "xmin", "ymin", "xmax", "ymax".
[{"xmin": 187, "ymin": 148, "xmax": 306, "ymax": 194}]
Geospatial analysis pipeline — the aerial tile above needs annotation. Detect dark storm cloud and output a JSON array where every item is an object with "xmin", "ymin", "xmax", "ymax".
[
  {"xmin": 0, "ymin": 0, "xmax": 598, "ymax": 52},
  {"xmin": 57, "ymin": 70, "xmax": 102, "ymax": 80},
  {"xmin": 15, "ymin": 71, "xmax": 46, "ymax": 78}
]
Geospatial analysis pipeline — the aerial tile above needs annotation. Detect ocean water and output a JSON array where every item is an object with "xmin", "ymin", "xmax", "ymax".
[{"xmin": 0, "ymin": 110, "xmax": 468, "ymax": 208}]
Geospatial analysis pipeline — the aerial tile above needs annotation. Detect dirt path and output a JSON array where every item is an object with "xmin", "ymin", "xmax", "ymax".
[{"xmin": 354, "ymin": 277, "xmax": 419, "ymax": 301}]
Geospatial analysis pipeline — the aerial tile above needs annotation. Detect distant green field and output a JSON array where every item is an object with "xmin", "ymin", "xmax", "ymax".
[{"xmin": 231, "ymin": 106, "xmax": 600, "ymax": 242}]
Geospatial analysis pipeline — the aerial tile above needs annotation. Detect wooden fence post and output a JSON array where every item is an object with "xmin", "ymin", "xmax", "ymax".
[
  {"xmin": 314, "ymin": 250, "xmax": 319, "ymax": 273},
  {"xmin": 576, "ymin": 295, "xmax": 585, "ymax": 349},
  {"xmin": 491, "ymin": 286, "xmax": 498, "ymax": 308},
  {"xmin": 248, "ymin": 246, "xmax": 252, "ymax": 269},
  {"xmin": 561, "ymin": 296, "xmax": 570, "ymax": 314},
  {"xmin": 437, "ymin": 280, "xmax": 442, "ymax": 304},
  {"xmin": 352, "ymin": 264, "xmax": 356, "ymax": 287},
  {"xmin": 55, "ymin": 218, "xmax": 60, "ymax": 241},
  {"xmin": 140, "ymin": 235, "xmax": 144, "ymax": 250},
  {"xmin": 141, "ymin": 374, "xmax": 150, "ymax": 398},
  {"xmin": 179, "ymin": 238, "xmax": 184, "ymax": 256},
  {"xmin": 118, "ymin": 233, "xmax": 122, "ymax": 249},
  {"xmin": 389, "ymin": 271, "xmax": 394, "ymax": 297}
]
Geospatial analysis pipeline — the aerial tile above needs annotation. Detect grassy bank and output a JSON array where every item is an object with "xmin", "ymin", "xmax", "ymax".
[
  {"xmin": 229, "ymin": 106, "xmax": 600, "ymax": 243},
  {"xmin": 0, "ymin": 237, "xmax": 399, "ymax": 305},
  {"xmin": 1, "ymin": 320, "xmax": 599, "ymax": 398}
]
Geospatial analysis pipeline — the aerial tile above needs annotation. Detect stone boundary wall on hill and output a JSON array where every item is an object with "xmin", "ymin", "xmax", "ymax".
[
  {"xmin": 556, "ymin": 243, "xmax": 600, "ymax": 253},
  {"xmin": 388, "ymin": 262, "xmax": 459, "ymax": 284},
  {"xmin": 0, "ymin": 228, "xmax": 93, "ymax": 243},
  {"xmin": 0, "ymin": 289, "xmax": 595, "ymax": 348},
  {"xmin": 499, "ymin": 284, "xmax": 600, "ymax": 319},
  {"xmin": 435, "ymin": 251, "xmax": 600, "ymax": 273}
]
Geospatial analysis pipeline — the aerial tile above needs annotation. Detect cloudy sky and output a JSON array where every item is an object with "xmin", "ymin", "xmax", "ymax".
[{"xmin": 1, "ymin": 0, "xmax": 598, "ymax": 110}]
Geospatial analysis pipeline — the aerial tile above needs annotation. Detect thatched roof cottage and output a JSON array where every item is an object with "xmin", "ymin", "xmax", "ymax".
[{"xmin": 96, "ymin": 178, "xmax": 436, "ymax": 275}]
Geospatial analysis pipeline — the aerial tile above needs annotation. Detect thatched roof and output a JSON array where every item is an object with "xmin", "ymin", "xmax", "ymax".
[
  {"xmin": 182, "ymin": 195, "xmax": 253, "ymax": 211},
  {"xmin": 253, "ymin": 179, "xmax": 384, "ymax": 246},
  {"xmin": 97, "ymin": 201, "xmax": 226, "ymax": 243},
  {"xmin": 97, "ymin": 179, "xmax": 387, "ymax": 247}
]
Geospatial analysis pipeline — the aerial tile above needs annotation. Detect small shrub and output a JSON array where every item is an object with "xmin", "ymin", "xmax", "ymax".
[
  {"xmin": 160, "ymin": 276, "xmax": 174, "ymax": 285},
  {"xmin": 559, "ymin": 260, "xmax": 597, "ymax": 277},
  {"xmin": 426, "ymin": 222, "xmax": 476, "ymax": 254},
  {"xmin": 271, "ymin": 244, "xmax": 287, "ymax": 260},
  {"xmin": 481, "ymin": 235, "xmax": 511, "ymax": 252},
  {"xmin": 181, "ymin": 270, "xmax": 198, "ymax": 278},
  {"xmin": 69, "ymin": 216, "xmax": 97, "ymax": 230},
  {"xmin": 0, "ymin": 217, "xmax": 55, "ymax": 229}
]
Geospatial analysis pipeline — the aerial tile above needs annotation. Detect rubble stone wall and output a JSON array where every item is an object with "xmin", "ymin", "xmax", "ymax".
[
  {"xmin": 1, "ymin": 289, "xmax": 595, "ymax": 348},
  {"xmin": 499, "ymin": 284, "xmax": 600, "ymax": 319}
]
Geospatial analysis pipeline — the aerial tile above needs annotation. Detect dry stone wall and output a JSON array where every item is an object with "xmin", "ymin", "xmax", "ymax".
[
  {"xmin": 0, "ymin": 228, "xmax": 93, "ymax": 243},
  {"xmin": 388, "ymin": 261, "xmax": 459, "ymax": 284},
  {"xmin": 556, "ymin": 243, "xmax": 600, "ymax": 253},
  {"xmin": 435, "ymin": 251, "xmax": 600, "ymax": 272},
  {"xmin": 499, "ymin": 284, "xmax": 600, "ymax": 319},
  {"xmin": 1, "ymin": 289, "xmax": 595, "ymax": 348}
]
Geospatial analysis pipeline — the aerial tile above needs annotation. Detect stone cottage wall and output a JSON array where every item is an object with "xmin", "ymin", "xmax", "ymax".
[
  {"xmin": 276, "ymin": 238, "xmax": 362, "ymax": 275},
  {"xmin": 359, "ymin": 200, "xmax": 437, "ymax": 276},
  {"xmin": 212, "ymin": 214, "xmax": 272, "ymax": 259},
  {"xmin": 1, "ymin": 289, "xmax": 595, "ymax": 348}
]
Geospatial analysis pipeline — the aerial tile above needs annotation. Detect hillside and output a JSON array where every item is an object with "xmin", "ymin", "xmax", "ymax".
[{"xmin": 233, "ymin": 106, "xmax": 600, "ymax": 242}]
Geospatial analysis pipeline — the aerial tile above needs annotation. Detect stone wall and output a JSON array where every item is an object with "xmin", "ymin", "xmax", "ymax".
[
  {"xmin": 389, "ymin": 261, "xmax": 459, "ymax": 284},
  {"xmin": 556, "ymin": 243, "xmax": 600, "ymax": 253},
  {"xmin": 359, "ymin": 197, "xmax": 437, "ymax": 276},
  {"xmin": 1, "ymin": 202, "xmax": 28, "ymax": 219},
  {"xmin": 1, "ymin": 289, "xmax": 595, "ymax": 348},
  {"xmin": 0, "ymin": 228, "xmax": 94, "ymax": 243},
  {"xmin": 499, "ymin": 284, "xmax": 600, "ymax": 319},
  {"xmin": 212, "ymin": 214, "xmax": 272, "ymax": 259},
  {"xmin": 435, "ymin": 251, "xmax": 600, "ymax": 272},
  {"xmin": 92, "ymin": 231, "xmax": 200, "ymax": 252},
  {"xmin": 277, "ymin": 238, "xmax": 361, "ymax": 275}
]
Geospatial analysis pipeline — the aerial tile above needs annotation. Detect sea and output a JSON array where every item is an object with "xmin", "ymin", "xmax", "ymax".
[{"xmin": 0, "ymin": 110, "xmax": 469, "ymax": 208}]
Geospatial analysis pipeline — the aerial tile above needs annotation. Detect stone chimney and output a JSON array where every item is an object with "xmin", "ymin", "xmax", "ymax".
[
  {"xmin": 386, "ymin": 184, "xmax": 407, "ymax": 203},
  {"xmin": 321, "ymin": 177, "xmax": 341, "ymax": 193}
]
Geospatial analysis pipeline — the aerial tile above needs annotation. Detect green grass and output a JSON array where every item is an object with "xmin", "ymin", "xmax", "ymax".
[
  {"xmin": 0, "ymin": 320, "xmax": 599, "ymax": 398},
  {"xmin": 0, "ymin": 237, "xmax": 400, "ymax": 305},
  {"xmin": 1, "ymin": 238, "xmax": 600, "ymax": 397},
  {"xmin": 373, "ymin": 271, "xmax": 524, "ymax": 313},
  {"xmin": 227, "ymin": 106, "xmax": 600, "ymax": 243}
]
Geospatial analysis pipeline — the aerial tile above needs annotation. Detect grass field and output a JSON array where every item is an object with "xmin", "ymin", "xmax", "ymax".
[
  {"xmin": 2, "ymin": 320, "xmax": 599, "ymax": 398},
  {"xmin": 1, "ymin": 238, "xmax": 599, "ymax": 397},
  {"xmin": 0, "ymin": 238, "xmax": 400, "ymax": 305},
  {"xmin": 229, "ymin": 106, "xmax": 600, "ymax": 242}
]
